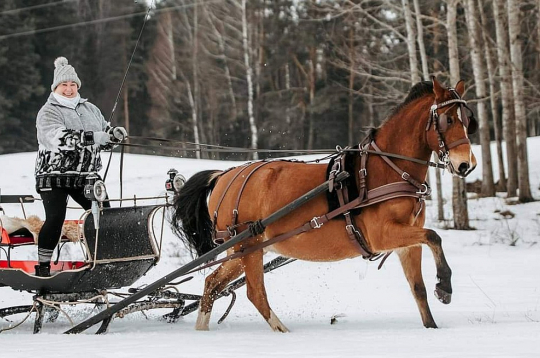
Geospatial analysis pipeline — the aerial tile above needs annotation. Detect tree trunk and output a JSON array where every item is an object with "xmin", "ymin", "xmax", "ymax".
[
  {"xmin": 241, "ymin": 0, "xmax": 258, "ymax": 159},
  {"xmin": 367, "ymin": 80, "xmax": 375, "ymax": 127},
  {"xmin": 507, "ymin": 0, "xmax": 533, "ymax": 202},
  {"xmin": 307, "ymin": 47, "xmax": 316, "ymax": 150},
  {"xmin": 348, "ymin": 26, "xmax": 355, "ymax": 146},
  {"xmin": 402, "ymin": 0, "xmax": 421, "ymax": 83},
  {"xmin": 413, "ymin": 0, "xmax": 429, "ymax": 80},
  {"xmin": 146, "ymin": 10, "xmax": 176, "ymax": 150},
  {"xmin": 447, "ymin": 0, "xmax": 472, "ymax": 229},
  {"xmin": 494, "ymin": 0, "xmax": 518, "ymax": 197},
  {"xmin": 432, "ymin": 6, "xmax": 445, "ymax": 221},
  {"xmin": 465, "ymin": 0, "xmax": 495, "ymax": 197},
  {"xmin": 183, "ymin": 78, "xmax": 200, "ymax": 159},
  {"xmin": 206, "ymin": 8, "xmax": 237, "ymax": 122},
  {"xmin": 477, "ymin": 0, "xmax": 506, "ymax": 192},
  {"xmin": 192, "ymin": 4, "xmax": 206, "ymax": 159}
]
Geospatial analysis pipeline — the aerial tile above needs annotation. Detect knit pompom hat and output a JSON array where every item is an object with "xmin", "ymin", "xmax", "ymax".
[{"xmin": 51, "ymin": 57, "xmax": 81, "ymax": 91}]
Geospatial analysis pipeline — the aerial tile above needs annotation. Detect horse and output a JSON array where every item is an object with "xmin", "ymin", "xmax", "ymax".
[{"xmin": 170, "ymin": 77, "xmax": 478, "ymax": 332}]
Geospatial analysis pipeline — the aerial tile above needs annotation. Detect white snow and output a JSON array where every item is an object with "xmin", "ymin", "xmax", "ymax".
[{"xmin": 0, "ymin": 140, "xmax": 539, "ymax": 357}]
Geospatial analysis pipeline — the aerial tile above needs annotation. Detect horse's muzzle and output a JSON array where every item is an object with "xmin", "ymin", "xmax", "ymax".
[{"xmin": 456, "ymin": 162, "xmax": 475, "ymax": 178}]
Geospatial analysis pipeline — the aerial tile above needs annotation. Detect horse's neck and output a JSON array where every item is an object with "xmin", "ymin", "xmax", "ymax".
[{"xmin": 368, "ymin": 101, "xmax": 433, "ymax": 183}]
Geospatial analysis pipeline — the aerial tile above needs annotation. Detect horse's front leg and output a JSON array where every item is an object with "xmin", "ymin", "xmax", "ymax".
[
  {"xmin": 196, "ymin": 258, "xmax": 244, "ymax": 331},
  {"xmin": 396, "ymin": 246, "xmax": 437, "ymax": 328},
  {"xmin": 376, "ymin": 223, "xmax": 452, "ymax": 304},
  {"xmin": 375, "ymin": 223, "xmax": 452, "ymax": 311},
  {"xmin": 425, "ymin": 229, "xmax": 452, "ymax": 304},
  {"xmin": 242, "ymin": 250, "xmax": 289, "ymax": 332}
]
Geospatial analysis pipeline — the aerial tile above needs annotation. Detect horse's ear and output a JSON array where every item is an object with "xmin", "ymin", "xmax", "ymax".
[
  {"xmin": 455, "ymin": 80, "xmax": 465, "ymax": 97},
  {"xmin": 431, "ymin": 76, "xmax": 445, "ymax": 100}
]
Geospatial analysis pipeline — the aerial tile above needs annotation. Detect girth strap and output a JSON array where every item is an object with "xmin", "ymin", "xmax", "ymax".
[{"xmin": 333, "ymin": 151, "xmax": 374, "ymax": 258}]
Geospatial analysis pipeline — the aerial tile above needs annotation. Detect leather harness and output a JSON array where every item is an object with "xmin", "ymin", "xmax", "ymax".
[
  {"xmin": 210, "ymin": 91, "xmax": 475, "ymax": 263},
  {"xmin": 211, "ymin": 136, "xmax": 431, "ymax": 262}
]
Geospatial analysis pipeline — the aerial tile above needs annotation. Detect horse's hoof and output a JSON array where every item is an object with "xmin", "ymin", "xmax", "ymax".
[
  {"xmin": 268, "ymin": 310, "xmax": 290, "ymax": 333},
  {"xmin": 434, "ymin": 287, "xmax": 452, "ymax": 304}
]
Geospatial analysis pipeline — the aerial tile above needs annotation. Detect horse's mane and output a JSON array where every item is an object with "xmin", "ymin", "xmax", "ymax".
[
  {"xmin": 362, "ymin": 81, "xmax": 434, "ymax": 140},
  {"xmin": 390, "ymin": 81, "xmax": 433, "ymax": 118}
]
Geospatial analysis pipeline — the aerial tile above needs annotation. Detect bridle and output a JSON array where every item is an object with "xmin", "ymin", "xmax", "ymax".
[{"xmin": 426, "ymin": 88, "xmax": 477, "ymax": 167}]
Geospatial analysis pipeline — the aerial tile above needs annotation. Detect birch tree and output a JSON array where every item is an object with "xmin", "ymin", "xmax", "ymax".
[
  {"xmin": 240, "ymin": 0, "xmax": 258, "ymax": 159},
  {"xmin": 493, "ymin": 0, "xmax": 518, "ymax": 197},
  {"xmin": 402, "ymin": 0, "xmax": 421, "ymax": 83},
  {"xmin": 204, "ymin": 5, "xmax": 238, "ymax": 122},
  {"xmin": 464, "ymin": 0, "xmax": 495, "ymax": 197},
  {"xmin": 146, "ymin": 11, "xmax": 176, "ymax": 139},
  {"xmin": 478, "ymin": 0, "xmax": 506, "ymax": 192},
  {"xmin": 413, "ymin": 0, "xmax": 429, "ymax": 80},
  {"xmin": 430, "ymin": 5, "xmax": 446, "ymax": 221},
  {"xmin": 507, "ymin": 0, "xmax": 533, "ymax": 202},
  {"xmin": 447, "ymin": 0, "xmax": 472, "ymax": 229}
]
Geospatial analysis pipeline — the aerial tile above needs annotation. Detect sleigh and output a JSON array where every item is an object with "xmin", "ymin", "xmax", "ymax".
[{"xmin": 0, "ymin": 186, "xmax": 193, "ymax": 333}]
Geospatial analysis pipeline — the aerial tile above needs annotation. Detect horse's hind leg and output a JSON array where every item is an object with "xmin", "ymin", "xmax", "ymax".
[
  {"xmin": 196, "ymin": 258, "xmax": 244, "ymax": 331},
  {"xmin": 396, "ymin": 246, "xmax": 437, "ymax": 328},
  {"xmin": 242, "ymin": 250, "xmax": 289, "ymax": 332}
]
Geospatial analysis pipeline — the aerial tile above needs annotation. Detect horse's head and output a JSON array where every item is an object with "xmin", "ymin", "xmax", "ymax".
[{"xmin": 426, "ymin": 77, "xmax": 477, "ymax": 178}]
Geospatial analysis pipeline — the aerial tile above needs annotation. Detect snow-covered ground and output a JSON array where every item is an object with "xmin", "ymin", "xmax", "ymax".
[{"xmin": 0, "ymin": 140, "xmax": 539, "ymax": 358}]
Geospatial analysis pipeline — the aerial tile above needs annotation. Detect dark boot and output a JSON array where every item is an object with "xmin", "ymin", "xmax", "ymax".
[{"xmin": 34, "ymin": 263, "xmax": 51, "ymax": 277}]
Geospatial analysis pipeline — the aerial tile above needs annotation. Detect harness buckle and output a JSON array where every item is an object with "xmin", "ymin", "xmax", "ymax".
[
  {"xmin": 401, "ymin": 172, "xmax": 410, "ymax": 181},
  {"xmin": 345, "ymin": 224, "xmax": 360, "ymax": 237},
  {"xmin": 416, "ymin": 184, "xmax": 430, "ymax": 195},
  {"xmin": 359, "ymin": 168, "xmax": 367, "ymax": 177},
  {"xmin": 310, "ymin": 217, "xmax": 324, "ymax": 229},
  {"xmin": 227, "ymin": 226, "xmax": 237, "ymax": 237}
]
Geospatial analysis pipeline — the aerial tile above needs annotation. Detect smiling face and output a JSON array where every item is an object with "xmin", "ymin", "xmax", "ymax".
[{"xmin": 54, "ymin": 81, "xmax": 79, "ymax": 98}]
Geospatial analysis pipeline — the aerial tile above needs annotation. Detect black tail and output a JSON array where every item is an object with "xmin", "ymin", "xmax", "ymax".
[{"xmin": 169, "ymin": 170, "xmax": 222, "ymax": 257}]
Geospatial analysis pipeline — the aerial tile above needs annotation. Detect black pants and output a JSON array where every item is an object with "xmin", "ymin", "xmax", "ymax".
[{"xmin": 38, "ymin": 188, "xmax": 109, "ymax": 251}]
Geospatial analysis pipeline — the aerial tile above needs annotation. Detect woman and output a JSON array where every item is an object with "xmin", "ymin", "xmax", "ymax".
[{"xmin": 34, "ymin": 57, "xmax": 127, "ymax": 277}]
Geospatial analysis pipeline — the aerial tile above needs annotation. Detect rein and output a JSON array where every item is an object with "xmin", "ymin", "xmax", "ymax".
[{"xmin": 118, "ymin": 136, "xmax": 447, "ymax": 169}]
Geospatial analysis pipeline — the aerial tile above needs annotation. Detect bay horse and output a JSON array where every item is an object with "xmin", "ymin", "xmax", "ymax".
[{"xmin": 170, "ymin": 77, "xmax": 477, "ymax": 332}]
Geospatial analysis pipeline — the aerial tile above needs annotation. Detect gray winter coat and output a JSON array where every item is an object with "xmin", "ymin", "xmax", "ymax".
[{"xmin": 35, "ymin": 93, "xmax": 112, "ymax": 191}]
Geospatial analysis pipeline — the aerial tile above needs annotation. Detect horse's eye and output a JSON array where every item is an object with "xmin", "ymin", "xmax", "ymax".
[{"xmin": 447, "ymin": 117, "xmax": 453, "ymax": 125}]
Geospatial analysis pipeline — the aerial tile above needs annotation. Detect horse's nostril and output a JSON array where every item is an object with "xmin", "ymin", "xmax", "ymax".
[{"xmin": 458, "ymin": 162, "xmax": 470, "ymax": 175}]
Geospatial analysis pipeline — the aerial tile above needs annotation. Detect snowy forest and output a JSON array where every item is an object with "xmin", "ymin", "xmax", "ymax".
[{"xmin": 0, "ymin": 0, "xmax": 539, "ymax": 223}]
